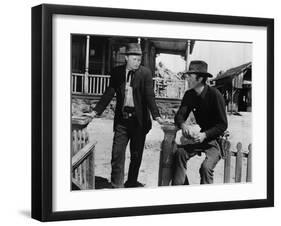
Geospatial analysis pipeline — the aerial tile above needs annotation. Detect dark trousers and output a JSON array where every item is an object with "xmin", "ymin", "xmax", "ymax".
[
  {"xmin": 172, "ymin": 140, "xmax": 221, "ymax": 185},
  {"xmin": 111, "ymin": 117, "xmax": 146, "ymax": 188}
]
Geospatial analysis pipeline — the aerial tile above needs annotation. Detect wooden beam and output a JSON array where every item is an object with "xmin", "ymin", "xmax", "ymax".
[{"xmin": 72, "ymin": 141, "xmax": 97, "ymax": 170}]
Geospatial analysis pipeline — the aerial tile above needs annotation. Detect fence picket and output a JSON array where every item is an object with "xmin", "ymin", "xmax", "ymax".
[
  {"xmin": 74, "ymin": 168, "xmax": 78, "ymax": 181},
  {"xmin": 99, "ymin": 77, "xmax": 102, "ymax": 95},
  {"xmin": 72, "ymin": 130, "xmax": 78, "ymax": 155},
  {"xmin": 246, "ymin": 144, "xmax": 252, "ymax": 182},
  {"xmin": 223, "ymin": 142, "xmax": 231, "ymax": 183},
  {"xmin": 82, "ymin": 129, "xmax": 87, "ymax": 148},
  {"xmin": 78, "ymin": 165, "xmax": 83, "ymax": 185},
  {"xmin": 74, "ymin": 76, "xmax": 77, "ymax": 92},
  {"xmin": 78, "ymin": 130, "xmax": 82, "ymax": 151},
  {"xmin": 235, "ymin": 142, "xmax": 243, "ymax": 182},
  {"xmin": 107, "ymin": 77, "xmax": 110, "ymax": 88},
  {"xmin": 82, "ymin": 159, "xmax": 87, "ymax": 186},
  {"xmin": 103, "ymin": 76, "xmax": 106, "ymax": 92},
  {"xmin": 94, "ymin": 77, "xmax": 96, "ymax": 94},
  {"xmin": 86, "ymin": 152, "xmax": 95, "ymax": 189},
  {"xmin": 89, "ymin": 77, "xmax": 92, "ymax": 93}
]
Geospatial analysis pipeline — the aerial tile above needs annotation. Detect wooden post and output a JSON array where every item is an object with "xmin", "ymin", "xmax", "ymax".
[
  {"xmin": 82, "ymin": 129, "xmax": 86, "ymax": 148},
  {"xmin": 235, "ymin": 142, "xmax": 243, "ymax": 182},
  {"xmin": 183, "ymin": 40, "xmax": 191, "ymax": 92},
  {"xmin": 72, "ymin": 74, "xmax": 75, "ymax": 93},
  {"xmin": 72, "ymin": 130, "xmax": 78, "ymax": 179},
  {"xmin": 82, "ymin": 159, "xmax": 86, "ymax": 186},
  {"xmin": 185, "ymin": 40, "xmax": 191, "ymax": 71},
  {"xmin": 93, "ymin": 76, "xmax": 96, "ymax": 94},
  {"xmin": 103, "ymin": 76, "xmax": 106, "ymax": 93},
  {"xmin": 246, "ymin": 144, "xmax": 252, "ymax": 182},
  {"xmin": 106, "ymin": 75, "xmax": 110, "ymax": 87},
  {"xmin": 84, "ymin": 35, "xmax": 90, "ymax": 93},
  {"xmin": 72, "ymin": 130, "xmax": 78, "ymax": 156},
  {"xmin": 143, "ymin": 39, "xmax": 150, "ymax": 68},
  {"xmin": 78, "ymin": 130, "xmax": 82, "ymax": 151},
  {"xmin": 150, "ymin": 45, "xmax": 156, "ymax": 77},
  {"xmin": 89, "ymin": 76, "xmax": 92, "ymax": 94},
  {"xmin": 107, "ymin": 39, "xmax": 112, "ymax": 71},
  {"xmin": 223, "ymin": 142, "xmax": 231, "ymax": 183},
  {"xmin": 99, "ymin": 77, "xmax": 102, "ymax": 94},
  {"xmin": 86, "ymin": 151, "xmax": 95, "ymax": 189},
  {"xmin": 101, "ymin": 43, "xmax": 106, "ymax": 75},
  {"xmin": 158, "ymin": 124, "xmax": 178, "ymax": 186}
]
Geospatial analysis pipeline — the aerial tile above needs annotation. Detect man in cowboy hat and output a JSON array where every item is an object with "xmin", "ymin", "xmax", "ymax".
[
  {"xmin": 86, "ymin": 43, "xmax": 163, "ymax": 188},
  {"xmin": 172, "ymin": 60, "xmax": 228, "ymax": 185}
]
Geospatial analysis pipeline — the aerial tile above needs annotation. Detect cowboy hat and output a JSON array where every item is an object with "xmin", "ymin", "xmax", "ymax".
[
  {"xmin": 183, "ymin": 60, "xmax": 213, "ymax": 78},
  {"xmin": 125, "ymin": 43, "xmax": 142, "ymax": 55}
]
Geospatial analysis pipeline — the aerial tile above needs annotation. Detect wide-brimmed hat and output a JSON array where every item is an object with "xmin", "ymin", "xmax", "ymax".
[
  {"xmin": 184, "ymin": 60, "xmax": 213, "ymax": 78},
  {"xmin": 125, "ymin": 43, "xmax": 142, "ymax": 55}
]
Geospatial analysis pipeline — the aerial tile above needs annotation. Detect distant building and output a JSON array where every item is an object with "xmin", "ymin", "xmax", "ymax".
[{"xmin": 211, "ymin": 62, "xmax": 252, "ymax": 112}]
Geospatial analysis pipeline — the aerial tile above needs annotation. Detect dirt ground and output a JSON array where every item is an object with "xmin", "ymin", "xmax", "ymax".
[{"xmin": 87, "ymin": 112, "xmax": 252, "ymax": 187}]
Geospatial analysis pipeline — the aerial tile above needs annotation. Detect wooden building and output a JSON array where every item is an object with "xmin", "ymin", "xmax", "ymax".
[
  {"xmin": 71, "ymin": 35, "xmax": 195, "ymax": 98},
  {"xmin": 211, "ymin": 62, "xmax": 252, "ymax": 112}
]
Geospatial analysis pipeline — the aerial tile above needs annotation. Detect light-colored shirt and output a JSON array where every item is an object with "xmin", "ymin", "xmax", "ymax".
[{"xmin": 123, "ymin": 69, "xmax": 135, "ymax": 107}]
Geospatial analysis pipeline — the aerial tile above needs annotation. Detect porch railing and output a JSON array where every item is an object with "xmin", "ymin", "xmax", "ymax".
[
  {"xmin": 72, "ymin": 73, "xmax": 187, "ymax": 99},
  {"xmin": 72, "ymin": 73, "xmax": 110, "ymax": 95}
]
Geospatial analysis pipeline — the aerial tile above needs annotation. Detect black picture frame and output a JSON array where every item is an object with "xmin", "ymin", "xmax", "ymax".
[{"xmin": 32, "ymin": 3, "xmax": 274, "ymax": 222}]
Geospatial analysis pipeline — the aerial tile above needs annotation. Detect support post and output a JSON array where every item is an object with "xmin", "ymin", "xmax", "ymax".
[
  {"xmin": 223, "ymin": 141, "xmax": 231, "ymax": 183},
  {"xmin": 246, "ymin": 144, "xmax": 252, "ymax": 182},
  {"xmin": 84, "ymin": 35, "xmax": 90, "ymax": 93},
  {"xmin": 143, "ymin": 38, "xmax": 150, "ymax": 69},
  {"xmin": 235, "ymin": 142, "xmax": 243, "ymax": 182},
  {"xmin": 184, "ymin": 40, "xmax": 191, "ymax": 91},
  {"xmin": 158, "ymin": 124, "xmax": 178, "ymax": 186}
]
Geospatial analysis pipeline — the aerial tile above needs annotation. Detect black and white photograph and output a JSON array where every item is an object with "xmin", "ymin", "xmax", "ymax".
[
  {"xmin": 1, "ymin": 0, "xmax": 280, "ymax": 225},
  {"xmin": 30, "ymin": 3, "xmax": 274, "ymax": 221},
  {"xmin": 71, "ymin": 35, "xmax": 253, "ymax": 190}
]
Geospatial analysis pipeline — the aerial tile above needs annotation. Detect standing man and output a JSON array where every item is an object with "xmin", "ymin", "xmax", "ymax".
[
  {"xmin": 87, "ymin": 43, "xmax": 163, "ymax": 188},
  {"xmin": 172, "ymin": 60, "xmax": 228, "ymax": 185}
]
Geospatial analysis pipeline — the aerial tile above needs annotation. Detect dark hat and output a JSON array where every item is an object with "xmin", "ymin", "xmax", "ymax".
[
  {"xmin": 184, "ymin": 60, "xmax": 213, "ymax": 78},
  {"xmin": 125, "ymin": 43, "xmax": 142, "ymax": 55}
]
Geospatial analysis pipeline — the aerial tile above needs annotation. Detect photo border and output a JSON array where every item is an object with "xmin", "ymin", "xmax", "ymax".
[{"xmin": 31, "ymin": 4, "xmax": 274, "ymax": 221}]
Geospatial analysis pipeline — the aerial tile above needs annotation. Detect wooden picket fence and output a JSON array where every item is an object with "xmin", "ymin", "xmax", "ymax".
[
  {"xmin": 223, "ymin": 141, "xmax": 252, "ymax": 183},
  {"xmin": 72, "ymin": 129, "xmax": 96, "ymax": 190}
]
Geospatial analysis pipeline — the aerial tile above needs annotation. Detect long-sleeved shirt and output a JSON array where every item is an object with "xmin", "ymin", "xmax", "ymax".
[
  {"xmin": 123, "ymin": 69, "xmax": 135, "ymax": 107},
  {"xmin": 175, "ymin": 85, "xmax": 228, "ymax": 141}
]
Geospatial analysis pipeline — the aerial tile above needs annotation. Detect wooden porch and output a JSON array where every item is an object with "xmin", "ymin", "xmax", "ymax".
[{"xmin": 72, "ymin": 73, "xmax": 187, "ymax": 100}]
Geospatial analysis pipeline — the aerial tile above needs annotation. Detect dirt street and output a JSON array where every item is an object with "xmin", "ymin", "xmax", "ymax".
[{"xmin": 87, "ymin": 113, "xmax": 252, "ymax": 187}]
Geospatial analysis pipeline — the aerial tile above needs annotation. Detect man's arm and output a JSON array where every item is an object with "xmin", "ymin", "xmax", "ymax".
[
  {"xmin": 174, "ymin": 91, "xmax": 192, "ymax": 129},
  {"xmin": 204, "ymin": 90, "xmax": 228, "ymax": 140},
  {"xmin": 92, "ymin": 71, "xmax": 116, "ymax": 115}
]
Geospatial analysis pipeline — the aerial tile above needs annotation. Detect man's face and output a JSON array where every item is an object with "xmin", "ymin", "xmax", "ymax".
[
  {"xmin": 125, "ymin": 55, "xmax": 142, "ymax": 70},
  {"xmin": 187, "ymin": 73, "xmax": 202, "ymax": 90}
]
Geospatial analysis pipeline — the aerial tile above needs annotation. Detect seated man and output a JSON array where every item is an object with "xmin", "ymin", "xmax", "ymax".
[{"xmin": 172, "ymin": 60, "xmax": 228, "ymax": 185}]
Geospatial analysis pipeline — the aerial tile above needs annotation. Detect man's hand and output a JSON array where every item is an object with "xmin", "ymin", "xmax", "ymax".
[
  {"xmin": 193, "ymin": 132, "xmax": 207, "ymax": 143},
  {"xmin": 82, "ymin": 111, "xmax": 97, "ymax": 119},
  {"xmin": 181, "ymin": 123, "xmax": 191, "ymax": 138},
  {"xmin": 155, "ymin": 116, "xmax": 165, "ymax": 125}
]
